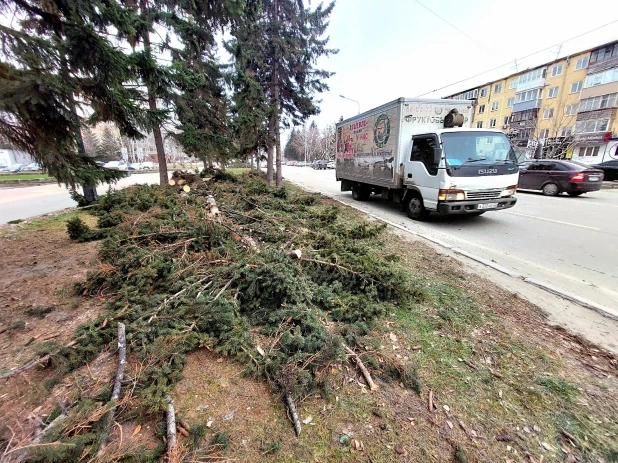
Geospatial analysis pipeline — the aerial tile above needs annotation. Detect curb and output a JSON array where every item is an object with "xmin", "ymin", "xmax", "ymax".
[
  {"xmin": 304, "ymin": 185, "xmax": 618, "ymax": 322},
  {"xmin": 523, "ymin": 278, "xmax": 618, "ymax": 322},
  {"xmin": 601, "ymin": 181, "xmax": 618, "ymax": 190}
]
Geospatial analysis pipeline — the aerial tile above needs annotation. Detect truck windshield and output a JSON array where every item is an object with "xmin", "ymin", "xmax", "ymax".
[{"xmin": 441, "ymin": 132, "xmax": 516, "ymax": 168}]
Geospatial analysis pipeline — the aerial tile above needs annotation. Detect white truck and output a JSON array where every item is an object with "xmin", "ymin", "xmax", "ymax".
[{"xmin": 335, "ymin": 98, "xmax": 519, "ymax": 219}]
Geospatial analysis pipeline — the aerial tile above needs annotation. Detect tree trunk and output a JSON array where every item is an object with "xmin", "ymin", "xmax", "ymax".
[
  {"xmin": 275, "ymin": 122, "xmax": 282, "ymax": 186},
  {"xmin": 140, "ymin": 12, "xmax": 168, "ymax": 187},
  {"xmin": 267, "ymin": 114, "xmax": 275, "ymax": 184},
  {"xmin": 61, "ymin": 54, "xmax": 98, "ymax": 203}
]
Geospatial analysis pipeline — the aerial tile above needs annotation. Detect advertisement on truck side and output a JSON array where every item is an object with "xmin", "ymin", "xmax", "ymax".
[{"xmin": 336, "ymin": 106, "xmax": 400, "ymax": 184}]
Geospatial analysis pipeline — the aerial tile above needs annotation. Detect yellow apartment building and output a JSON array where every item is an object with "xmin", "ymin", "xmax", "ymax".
[{"xmin": 446, "ymin": 40, "xmax": 618, "ymax": 164}]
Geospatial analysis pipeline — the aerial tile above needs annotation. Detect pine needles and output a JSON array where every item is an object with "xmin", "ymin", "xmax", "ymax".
[{"xmin": 52, "ymin": 171, "xmax": 427, "ymax": 458}]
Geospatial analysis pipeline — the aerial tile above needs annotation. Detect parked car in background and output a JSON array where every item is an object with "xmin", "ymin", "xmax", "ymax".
[
  {"xmin": 6, "ymin": 164, "xmax": 24, "ymax": 172},
  {"xmin": 0, "ymin": 165, "xmax": 10, "ymax": 172},
  {"xmin": 130, "ymin": 162, "xmax": 143, "ymax": 170},
  {"xmin": 103, "ymin": 161, "xmax": 128, "ymax": 170},
  {"xmin": 141, "ymin": 162, "xmax": 158, "ymax": 170},
  {"xmin": 518, "ymin": 160, "xmax": 604, "ymax": 196},
  {"xmin": 327, "ymin": 161, "xmax": 335, "ymax": 169},
  {"xmin": 21, "ymin": 163, "xmax": 41, "ymax": 172},
  {"xmin": 312, "ymin": 160, "xmax": 328, "ymax": 170},
  {"xmin": 592, "ymin": 159, "xmax": 618, "ymax": 181}
]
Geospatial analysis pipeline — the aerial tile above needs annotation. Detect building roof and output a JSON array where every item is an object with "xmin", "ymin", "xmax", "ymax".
[{"xmin": 443, "ymin": 38, "xmax": 618, "ymax": 99}]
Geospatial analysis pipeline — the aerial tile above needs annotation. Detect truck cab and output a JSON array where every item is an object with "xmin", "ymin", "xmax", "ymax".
[{"xmin": 403, "ymin": 128, "xmax": 518, "ymax": 219}]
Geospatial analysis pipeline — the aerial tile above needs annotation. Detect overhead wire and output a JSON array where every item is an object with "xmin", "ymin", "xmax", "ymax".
[
  {"xmin": 415, "ymin": 19, "xmax": 618, "ymax": 97},
  {"xmin": 414, "ymin": 0, "xmax": 493, "ymax": 53}
]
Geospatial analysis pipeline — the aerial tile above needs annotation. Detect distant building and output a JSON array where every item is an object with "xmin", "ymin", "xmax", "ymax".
[{"xmin": 444, "ymin": 40, "xmax": 618, "ymax": 164}]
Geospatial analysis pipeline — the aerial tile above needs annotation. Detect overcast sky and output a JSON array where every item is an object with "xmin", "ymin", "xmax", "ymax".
[{"xmin": 303, "ymin": 0, "xmax": 618, "ymax": 134}]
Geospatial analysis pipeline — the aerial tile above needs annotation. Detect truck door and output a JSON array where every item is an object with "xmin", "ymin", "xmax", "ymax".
[{"xmin": 404, "ymin": 134, "xmax": 441, "ymax": 211}]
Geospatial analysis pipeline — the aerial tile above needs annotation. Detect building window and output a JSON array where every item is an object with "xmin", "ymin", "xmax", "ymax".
[
  {"xmin": 578, "ymin": 146, "xmax": 600, "ymax": 157},
  {"xmin": 548, "ymin": 86, "xmax": 559, "ymax": 98},
  {"xmin": 507, "ymin": 97, "xmax": 515, "ymax": 108},
  {"xmin": 491, "ymin": 101, "xmax": 499, "ymax": 111},
  {"xmin": 584, "ymin": 68, "xmax": 618, "ymax": 88},
  {"xmin": 543, "ymin": 109, "xmax": 554, "ymax": 119},
  {"xmin": 564, "ymin": 104, "xmax": 578, "ymax": 115},
  {"xmin": 518, "ymin": 68, "xmax": 546, "ymax": 85},
  {"xmin": 570, "ymin": 81, "xmax": 583, "ymax": 93},
  {"xmin": 589, "ymin": 43, "xmax": 618, "ymax": 64},
  {"xmin": 494, "ymin": 83, "xmax": 502, "ymax": 93},
  {"xmin": 489, "ymin": 118, "xmax": 497, "ymax": 128},
  {"xmin": 579, "ymin": 93, "xmax": 617, "ymax": 112},
  {"xmin": 480, "ymin": 87, "xmax": 488, "ymax": 97},
  {"xmin": 515, "ymin": 88, "xmax": 540, "ymax": 104},
  {"xmin": 561, "ymin": 127, "xmax": 572, "ymax": 137},
  {"xmin": 503, "ymin": 116, "xmax": 510, "ymax": 126},
  {"xmin": 476, "ymin": 121, "xmax": 483, "ymax": 128},
  {"xmin": 552, "ymin": 64, "xmax": 563, "ymax": 76},
  {"xmin": 509, "ymin": 79, "xmax": 518, "ymax": 89},
  {"xmin": 575, "ymin": 119, "xmax": 610, "ymax": 133},
  {"xmin": 478, "ymin": 104, "xmax": 485, "ymax": 114},
  {"xmin": 539, "ymin": 129, "xmax": 549, "ymax": 139},
  {"xmin": 575, "ymin": 56, "xmax": 589, "ymax": 70}
]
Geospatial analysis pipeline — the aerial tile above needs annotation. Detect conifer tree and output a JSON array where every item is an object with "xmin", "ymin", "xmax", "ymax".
[
  {"xmin": 228, "ymin": 0, "xmax": 337, "ymax": 186},
  {"xmin": 0, "ymin": 0, "xmax": 155, "ymax": 200}
]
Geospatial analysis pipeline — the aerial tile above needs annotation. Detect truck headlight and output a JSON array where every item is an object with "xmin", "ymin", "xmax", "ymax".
[
  {"xmin": 500, "ymin": 185, "xmax": 518, "ymax": 197},
  {"xmin": 438, "ymin": 189, "xmax": 466, "ymax": 201}
]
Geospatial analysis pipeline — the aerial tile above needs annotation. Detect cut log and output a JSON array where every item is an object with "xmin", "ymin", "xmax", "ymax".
[
  {"xmin": 343, "ymin": 344, "xmax": 378, "ymax": 391},
  {"xmin": 284, "ymin": 391, "xmax": 302, "ymax": 436},
  {"xmin": 205, "ymin": 195, "xmax": 220, "ymax": 217},
  {"xmin": 168, "ymin": 179, "xmax": 176, "ymax": 186},
  {"xmin": 290, "ymin": 249, "xmax": 302, "ymax": 259},
  {"xmin": 97, "ymin": 323, "xmax": 127, "ymax": 458}
]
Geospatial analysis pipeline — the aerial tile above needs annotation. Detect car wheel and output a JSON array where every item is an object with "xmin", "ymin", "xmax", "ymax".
[
  {"xmin": 542, "ymin": 183, "xmax": 560, "ymax": 196},
  {"xmin": 567, "ymin": 192, "xmax": 584, "ymax": 197},
  {"xmin": 406, "ymin": 195, "xmax": 428, "ymax": 220}
]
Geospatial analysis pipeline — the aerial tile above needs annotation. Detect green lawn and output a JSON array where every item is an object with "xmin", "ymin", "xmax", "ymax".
[{"xmin": 0, "ymin": 173, "xmax": 50, "ymax": 181}]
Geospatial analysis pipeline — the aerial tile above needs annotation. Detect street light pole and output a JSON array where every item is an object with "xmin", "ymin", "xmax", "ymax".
[{"xmin": 339, "ymin": 95, "xmax": 360, "ymax": 115}]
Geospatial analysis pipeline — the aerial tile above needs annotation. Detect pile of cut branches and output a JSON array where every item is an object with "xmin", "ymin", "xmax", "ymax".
[{"xmin": 26, "ymin": 171, "xmax": 427, "ymax": 461}]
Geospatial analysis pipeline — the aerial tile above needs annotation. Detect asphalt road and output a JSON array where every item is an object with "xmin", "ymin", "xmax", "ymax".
[
  {"xmin": 282, "ymin": 166, "xmax": 618, "ymax": 315},
  {"xmin": 0, "ymin": 173, "xmax": 161, "ymax": 225}
]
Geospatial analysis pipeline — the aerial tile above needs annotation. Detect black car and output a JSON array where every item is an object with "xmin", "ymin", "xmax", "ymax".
[
  {"xmin": 518, "ymin": 160, "xmax": 604, "ymax": 196},
  {"xmin": 592, "ymin": 159, "xmax": 618, "ymax": 181},
  {"xmin": 312, "ymin": 160, "xmax": 328, "ymax": 170}
]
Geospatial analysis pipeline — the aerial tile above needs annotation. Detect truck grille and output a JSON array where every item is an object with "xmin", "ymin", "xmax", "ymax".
[{"xmin": 466, "ymin": 189, "xmax": 502, "ymax": 200}]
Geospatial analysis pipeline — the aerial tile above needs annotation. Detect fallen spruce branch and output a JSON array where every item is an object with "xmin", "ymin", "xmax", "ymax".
[
  {"xmin": 165, "ymin": 394, "xmax": 179, "ymax": 462},
  {"xmin": 0, "ymin": 339, "xmax": 80, "ymax": 379},
  {"xmin": 284, "ymin": 391, "xmax": 302, "ymax": 437},
  {"xmin": 97, "ymin": 322, "xmax": 127, "ymax": 458},
  {"xmin": 343, "ymin": 344, "xmax": 378, "ymax": 391}
]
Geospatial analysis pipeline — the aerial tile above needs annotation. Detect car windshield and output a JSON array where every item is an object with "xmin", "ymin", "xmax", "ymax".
[{"xmin": 441, "ymin": 131, "xmax": 516, "ymax": 167}]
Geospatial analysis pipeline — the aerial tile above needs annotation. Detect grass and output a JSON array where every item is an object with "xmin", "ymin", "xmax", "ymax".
[{"xmin": 0, "ymin": 173, "xmax": 50, "ymax": 181}]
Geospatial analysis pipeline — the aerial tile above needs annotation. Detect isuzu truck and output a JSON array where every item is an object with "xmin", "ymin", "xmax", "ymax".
[{"xmin": 335, "ymin": 98, "xmax": 519, "ymax": 219}]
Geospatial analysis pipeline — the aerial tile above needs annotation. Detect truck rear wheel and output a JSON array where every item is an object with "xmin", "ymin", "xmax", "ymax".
[
  {"xmin": 406, "ymin": 195, "xmax": 428, "ymax": 220},
  {"xmin": 352, "ymin": 184, "xmax": 369, "ymax": 201}
]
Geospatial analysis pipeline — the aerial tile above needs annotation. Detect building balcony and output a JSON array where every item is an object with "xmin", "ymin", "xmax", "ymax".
[
  {"xmin": 516, "ymin": 77, "xmax": 545, "ymax": 92},
  {"xmin": 512, "ymin": 99, "xmax": 542, "ymax": 113}
]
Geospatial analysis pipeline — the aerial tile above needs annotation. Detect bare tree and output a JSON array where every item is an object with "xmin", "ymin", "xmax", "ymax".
[{"xmin": 509, "ymin": 100, "xmax": 581, "ymax": 160}]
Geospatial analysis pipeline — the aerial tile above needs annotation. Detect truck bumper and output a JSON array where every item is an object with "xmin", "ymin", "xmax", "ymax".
[{"xmin": 437, "ymin": 197, "xmax": 517, "ymax": 215}]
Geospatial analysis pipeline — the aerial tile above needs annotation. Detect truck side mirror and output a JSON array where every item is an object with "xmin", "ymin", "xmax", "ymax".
[{"xmin": 433, "ymin": 147, "xmax": 443, "ymax": 165}]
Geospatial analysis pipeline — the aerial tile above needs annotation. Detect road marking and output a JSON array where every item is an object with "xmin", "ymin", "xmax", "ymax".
[{"xmin": 504, "ymin": 211, "xmax": 599, "ymax": 230}]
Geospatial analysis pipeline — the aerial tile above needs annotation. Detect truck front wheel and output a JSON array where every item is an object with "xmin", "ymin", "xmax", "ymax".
[{"xmin": 406, "ymin": 195, "xmax": 428, "ymax": 220}]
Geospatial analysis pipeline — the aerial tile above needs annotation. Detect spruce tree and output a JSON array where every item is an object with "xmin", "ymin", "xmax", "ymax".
[
  {"xmin": 284, "ymin": 128, "xmax": 300, "ymax": 161},
  {"xmin": 229, "ymin": 0, "xmax": 336, "ymax": 186},
  {"xmin": 0, "ymin": 0, "xmax": 154, "ymax": 200}
]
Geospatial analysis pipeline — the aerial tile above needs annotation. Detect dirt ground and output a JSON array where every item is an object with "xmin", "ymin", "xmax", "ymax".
[{"xmin": 0, "ymin": 203, "xmax": 616, "ymax": 463}]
